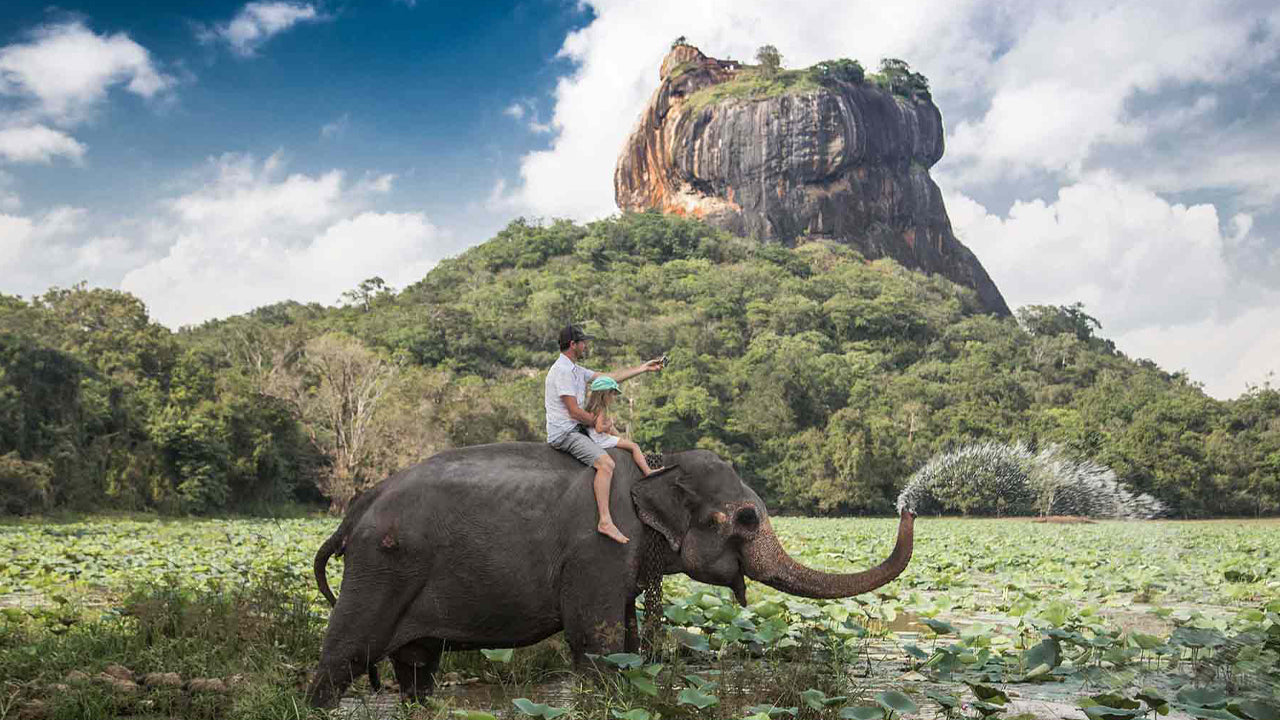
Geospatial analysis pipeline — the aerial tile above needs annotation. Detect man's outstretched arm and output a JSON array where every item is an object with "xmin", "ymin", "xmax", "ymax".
[{"xmin": 603, "ymin": 358, "xmax": 663, "ymax": 383}]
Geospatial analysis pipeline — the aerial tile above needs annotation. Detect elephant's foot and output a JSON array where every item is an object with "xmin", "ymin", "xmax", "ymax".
[{"xmin": 392, "ymin": 638, "xmax": 443, "ymax": 704}]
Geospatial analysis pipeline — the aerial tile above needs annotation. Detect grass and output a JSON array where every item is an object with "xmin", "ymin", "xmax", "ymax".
[
  {"xmin": 1, "ymin": 517, "xmax": 1278, "ymax": 719},
  {"xmin": 679, "ymin": 65, "xmax": 929, "ymax": 114},
  {"xmin": 682, "ymin": 68, "xmax": 826, "ymax": 113}
]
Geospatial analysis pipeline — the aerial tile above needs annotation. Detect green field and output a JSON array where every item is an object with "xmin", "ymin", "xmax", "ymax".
[{"xmin": 2, "ymin": 516, "xmax": 1277, "ymax": 719}]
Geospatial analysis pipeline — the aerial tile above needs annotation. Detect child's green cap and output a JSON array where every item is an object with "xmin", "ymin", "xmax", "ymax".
[{"xmin": 590, "ymin": 376, "xmax": 621, "ymax": 394}]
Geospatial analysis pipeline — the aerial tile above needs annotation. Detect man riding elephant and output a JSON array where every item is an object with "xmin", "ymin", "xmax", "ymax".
[{"xmin": 545, "ymin": 324, "xmax": 663, "ymax": 544}]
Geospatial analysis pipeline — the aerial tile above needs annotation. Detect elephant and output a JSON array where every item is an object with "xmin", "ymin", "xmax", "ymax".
[{"xmin": 306, "ymin": 443, "xmax": 915, "ymax": 708}]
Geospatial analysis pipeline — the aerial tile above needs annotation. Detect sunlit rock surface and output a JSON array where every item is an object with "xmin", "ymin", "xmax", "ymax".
[{"xmin": 615, "ymin": 44, "xmax": 1011, "ymax": 316}]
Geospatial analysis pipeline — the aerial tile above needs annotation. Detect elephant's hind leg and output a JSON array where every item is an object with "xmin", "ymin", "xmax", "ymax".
[
  {"xmin": 306, "ymin": 571, "xmax": 426, "ymax": 709},
  {"xmin": 391, "ymin": 637, "xmax": 444, "ymax": 704}
]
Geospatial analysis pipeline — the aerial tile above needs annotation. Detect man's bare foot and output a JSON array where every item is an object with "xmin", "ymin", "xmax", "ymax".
[{"xmin": 598, "ymin": 521, "xmax": 630, "ymax": 544}]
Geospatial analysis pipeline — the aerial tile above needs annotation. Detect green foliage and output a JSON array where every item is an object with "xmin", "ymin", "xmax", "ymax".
[
  {"xmin": 3, "ymin": 516, "xmax": 1278, "ymax": 718},
  {"xmin": 809, "ymin": 58, "xmax": 866, "ymax": 85},
  {"xmin": 867, "ymin": 58, "xmax": 931, "ymax": 99},
  {"xmin": 0, "ymin": 451, "xmax": 53, "ymax": 514},
  {"xmin": 1, "ymin": 211, "xmax": 1277, "ymax": 517}
]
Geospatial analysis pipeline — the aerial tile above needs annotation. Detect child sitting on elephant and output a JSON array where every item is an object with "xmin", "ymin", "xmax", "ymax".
[{"xmin": 584, "ymin": 376, "xmax": 654, "ymax": 480}]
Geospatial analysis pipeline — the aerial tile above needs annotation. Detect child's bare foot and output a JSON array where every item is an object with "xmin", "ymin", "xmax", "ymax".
[{"xmin": 598, "ymin": 521, "xmax": 630, "ymax": 544}]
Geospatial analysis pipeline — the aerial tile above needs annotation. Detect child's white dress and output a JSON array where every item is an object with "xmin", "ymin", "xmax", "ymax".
[{"xmin": 588, "ymin": 427, "xmax": 620, "ymax": 449}]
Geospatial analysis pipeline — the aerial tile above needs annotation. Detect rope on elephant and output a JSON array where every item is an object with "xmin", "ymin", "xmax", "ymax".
[
  {"xmin": 639, "ymin": 529, "xmax": 666, "ymax": 656},
  {"xmin": 637, "ymin": 451, "xmax": 666, "ymax": 656}
]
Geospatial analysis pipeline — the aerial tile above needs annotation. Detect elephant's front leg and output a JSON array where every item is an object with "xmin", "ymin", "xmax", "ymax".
[{"xmin": 561, "ymin": 575, "xmax": 631, "ymax": 666}]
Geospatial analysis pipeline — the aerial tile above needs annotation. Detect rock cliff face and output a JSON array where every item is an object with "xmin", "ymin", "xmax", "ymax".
[{"xmin": 615, "ymin": 45, "xmax": 1010, "ymax": 315}]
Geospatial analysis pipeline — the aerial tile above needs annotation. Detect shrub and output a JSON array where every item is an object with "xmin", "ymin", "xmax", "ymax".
[
  {"xmin": 809, "ymin": 58, "xmax": 865, "ymax": 85},
  {"xmin": 0, "ymin": 452, "xmax": 53, "ymax": 515}
]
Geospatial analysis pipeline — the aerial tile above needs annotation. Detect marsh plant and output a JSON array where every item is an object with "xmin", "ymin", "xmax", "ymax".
[{"xmin": 897, "ymin": 442, "xmax": 1168, "ymax": 519}]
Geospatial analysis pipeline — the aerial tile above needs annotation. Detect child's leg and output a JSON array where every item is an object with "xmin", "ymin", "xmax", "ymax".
[
  {"xmin": 591, "ymin": 453, "xmax": 629, "ymax": 544},
  {"xmin": 615, "ymin": 438, "xmax": 653, "ymax": 475}
]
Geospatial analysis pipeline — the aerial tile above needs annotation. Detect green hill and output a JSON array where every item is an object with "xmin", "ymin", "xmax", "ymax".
[{"xmin": 2, "ymin": 212, "xmax": 1277, "ymax": 517}]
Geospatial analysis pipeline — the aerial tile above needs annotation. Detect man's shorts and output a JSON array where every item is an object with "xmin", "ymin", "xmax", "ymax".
[{"xmin": 549, "ymin": 430, "xmax": 606, "ymax": 466}]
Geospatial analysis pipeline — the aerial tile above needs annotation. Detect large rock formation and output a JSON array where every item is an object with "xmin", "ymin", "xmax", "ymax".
[{"xmin": 615, "ymin": 44, "xmax": 1010, "ymax": 315}]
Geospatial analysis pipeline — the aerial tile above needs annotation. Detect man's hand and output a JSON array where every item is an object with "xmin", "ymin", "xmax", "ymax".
[{"xmin": 643, "ymin": 357, "xmax": 664, "ymax": 373}]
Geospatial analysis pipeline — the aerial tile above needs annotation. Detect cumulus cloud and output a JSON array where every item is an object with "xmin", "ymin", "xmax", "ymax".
[
  {"xmin": 115, "ymin": 153, "xmax": 446, "ymax": 326},
  {"xmin": 945, "ymin": 174, "xmax": 1276, "ymax": 397},
  {"xmin": 0, "ymin": 125, "xmax": 86, "ymax": 164},
  {"xmin": 0, "ymin": 206, "xmax": 151, "ymax": 296},
  {"xmin": 0, "ymin": 20, "xmax": 173, "ymax": 127},
  {"xmin": 943, "ymin": 2, "xmax": 1280, "ymax": 184},
  {"xmin": 205, "ymin": 2, "xmax": 324, "ymax": 57},
  {"xmin": 0, "ymin": 153, "xmax": 444, "ymax": 326}
]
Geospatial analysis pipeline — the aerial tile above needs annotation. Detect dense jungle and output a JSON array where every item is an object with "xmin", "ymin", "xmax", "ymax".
[{"xmin": 3, "ymin": 211, "xmax": 1277, "ymax": 519}]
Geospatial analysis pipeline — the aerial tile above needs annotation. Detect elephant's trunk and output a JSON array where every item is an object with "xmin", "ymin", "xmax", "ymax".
[{"xmin": 742, "ymin": 511, "xmax": 914, "ymax": 599}]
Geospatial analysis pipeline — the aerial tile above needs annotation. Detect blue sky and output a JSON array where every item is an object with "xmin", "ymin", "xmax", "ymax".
[{"xmin": 1, "ymin": 0, "xmax": 1278, "ymax": 399}]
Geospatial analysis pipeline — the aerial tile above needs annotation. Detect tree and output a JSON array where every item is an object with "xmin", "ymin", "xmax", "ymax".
[
  {"xmin": 810, "ymin": 58, "xmax": 865, "ymax": 85},
  {"xmin": 755, "ymin": 45, "xmax": 782, "ymax": 77},
  {"xmin": 671, "ymin": 35, "xmax": 687, "ymax": 49},
  {"xmin": 340, "ymin": 276, "xmax": 394, "ymax": 312},
  {"xmin": 267, "ymin": 333, "xmax": 404, "ymax": 511},
  {"xmin": 1017, "ymin": 302, "xmax": 1101, "ymax": 341}
]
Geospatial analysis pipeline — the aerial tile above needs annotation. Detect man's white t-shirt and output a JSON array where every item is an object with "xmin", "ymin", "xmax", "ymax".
[{"xmin": 545, "ymin": 354, "xmax": 598, "ymax": 442}]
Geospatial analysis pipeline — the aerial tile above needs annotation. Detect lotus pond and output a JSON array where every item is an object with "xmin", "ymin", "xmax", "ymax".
[{"xmin": 1, "ymin": 516, "xmax": 1277, "ymax": 720}]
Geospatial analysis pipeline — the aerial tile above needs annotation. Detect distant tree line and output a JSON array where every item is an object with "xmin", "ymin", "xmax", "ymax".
[{"xmin": 2, "ymin": 212, "xmax": 1278, "ymax": 517}]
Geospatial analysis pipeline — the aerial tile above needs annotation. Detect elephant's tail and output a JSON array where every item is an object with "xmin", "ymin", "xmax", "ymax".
[
  {"xmin": 314, "ymin": 530, "xmax": 343, "ymax": 606},
  {"xmin": 313, "ymin": 485, "xmax": 385, "ymax": 606}
]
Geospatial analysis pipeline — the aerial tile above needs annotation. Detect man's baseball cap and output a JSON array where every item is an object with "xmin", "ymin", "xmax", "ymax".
[
  {"xmin": 590, "ymin": 376, "xmax": 621, "ymax": 394},
  {"xmin": 559, "ymin": 324, "xmax": 593, "ymax": 347}
]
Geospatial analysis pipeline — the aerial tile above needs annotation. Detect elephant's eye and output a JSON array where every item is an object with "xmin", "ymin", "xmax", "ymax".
[{"xmin": 734, "ymin": 506, "xmax": 759, "ymax": 528}]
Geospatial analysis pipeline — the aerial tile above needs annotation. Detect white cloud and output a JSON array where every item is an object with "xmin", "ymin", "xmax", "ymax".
[
  {"xmin": 115, "ymin": 153, "xmax": 446, "ymax": 327},
  {"xmin": 320, "ymin": 113, "xmax": 349, "ymax": 139},
  {"xmin": 943, "ymin": 3, "xmax": 1280, "ymax": 184},
  {"xmin": 502, "ymin": 99, "xmax": 554, "ymax": 135},
  {"xmin": 0, "ymin": 125, "xmax": 87, "ymax": 164},
  {"xmin": 0, "ymin": 20, "xmax": 173, "ymax": 127},
  {"xmin": 207, "ymin": 2, "xmax": 324, "ymax": 57},
  {"xmin": 1116, "ymin": 304, "xmax": 1280, "ymax": 400},
  {"xmin": 122, "ymin": 211, "xmax": 440, "ymax": 326},
  {"xmin": 945, "ymin": 174, "xmax": 1274, "ymax": 398},
  {"xmin": 0, "ymin": 206, "xmax": 151, "ymax": 296}
]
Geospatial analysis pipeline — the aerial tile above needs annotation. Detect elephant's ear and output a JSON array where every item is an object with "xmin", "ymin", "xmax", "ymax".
[{"xmin": 631, "ymin": 465, "xmax": 690, "ymax": 552}]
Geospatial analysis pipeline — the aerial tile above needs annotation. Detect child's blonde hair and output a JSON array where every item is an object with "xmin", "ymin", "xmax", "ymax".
[{"xmin": 584, "ymin": 387, "xmax": 617, "ymax": 418}]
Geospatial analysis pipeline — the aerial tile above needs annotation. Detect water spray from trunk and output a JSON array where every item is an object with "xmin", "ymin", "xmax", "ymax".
[{"xmin": 896, "ymin": 442, "xmax": 1167, "ymax": 519}]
